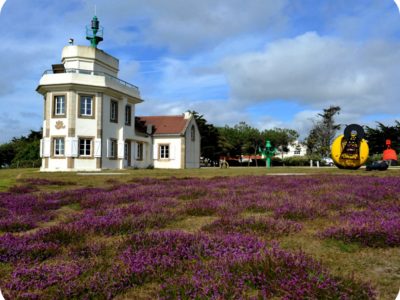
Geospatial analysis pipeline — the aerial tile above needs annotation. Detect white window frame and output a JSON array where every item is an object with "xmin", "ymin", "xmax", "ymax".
[
  {"xmin": 80, "ymin": 97, "xmax": 92, "ymax": 116},
  {"xmin": 54, "ymin": 138, "xmax": 64, "ymax": 156},
  {"xmin": 160, "ymin": 145, "xmax": 169, "ymax": 159},
  {"xmin": 79, "ymin": 139, "xmax": 91, "ymax": 156},
  {"xmin": 55, "ymin": 96, "xmax": 65, "ymax": 115},
  {"xmin": 125, "ymin": 106, "xmax": 131, "ymax": 124},
  {"xmin": 294, "ymin": 150, "xmax": 301, "ymax": 155},
  {"xmin": 111, "ymin": 101, "xmax": 117, "ymax": 121}
]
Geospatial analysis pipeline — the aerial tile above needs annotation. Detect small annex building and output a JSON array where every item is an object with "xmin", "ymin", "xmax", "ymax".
[
  {"xmin": 37, "ymin": 15, "xmax": 200, "ymax": 171},
  {"xmin": 136, "ymin": 113, "xmax": 200, "ymax": 169}
]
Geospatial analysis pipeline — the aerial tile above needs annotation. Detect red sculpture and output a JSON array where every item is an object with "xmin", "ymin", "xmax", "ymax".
[{"xmin": 383, "ymin": 140, "xmax": 398, "ymax": 166}]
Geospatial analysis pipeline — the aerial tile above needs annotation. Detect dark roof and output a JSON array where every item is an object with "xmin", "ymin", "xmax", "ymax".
[{"xmin": 135, "ymin": 115, "xmax": 191, "ymax": 135}]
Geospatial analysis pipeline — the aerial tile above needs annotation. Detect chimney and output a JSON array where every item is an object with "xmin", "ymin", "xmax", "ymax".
[
  {"xmin": 183, "ymin": 112, "xmax": 191, "ymax": 119},
  {"xmin": 147, "ymin": 122, "xmax": 152, "ymax": 134}
]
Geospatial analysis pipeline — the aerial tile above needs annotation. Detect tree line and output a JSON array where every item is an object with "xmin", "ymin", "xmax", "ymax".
[
  {"xmin": 301, "ymin": 105, "xmax": 400, "ymax": 158},
  {"xmin": 0, "ymin": 129, "xmax": 42, "ymax": 167},
  {"xmin": 192, "ymin": 106, "xmax": 400, "ymax": 165},
  {"xmin": 189, "ymin": 111, "xmax": 300, "ymax": 166},
  {"xmin": 0, "ymin": 108, "xmax": 397, "ymax": 168}
]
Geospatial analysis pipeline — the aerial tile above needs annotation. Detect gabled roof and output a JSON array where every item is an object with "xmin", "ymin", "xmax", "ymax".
[{"xmin": 135, "ymin": 115, "xmax": 191, "ymax": 135}]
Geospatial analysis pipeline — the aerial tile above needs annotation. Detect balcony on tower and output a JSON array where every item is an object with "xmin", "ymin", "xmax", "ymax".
[{"xmin": 37, "ymin": 45, "xmax": 140, "ymax": 100}]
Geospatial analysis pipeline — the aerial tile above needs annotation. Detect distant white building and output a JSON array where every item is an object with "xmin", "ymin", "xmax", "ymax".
[
  {"xmin": 275, "ymin": 141, "xmax": 308, "ymax": 159},
  {"xmin": 37, "ymin": 16, "xmax": 200, "ymax": 171}
]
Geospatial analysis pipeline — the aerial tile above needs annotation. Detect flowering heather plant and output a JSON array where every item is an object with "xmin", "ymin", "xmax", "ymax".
[
  {"xmin": 320, "ymin": 209, "xmax": 400, "ymax": 247},
  {"xmin": 17, "ymin": 178, "xmax": 77, "ymax": 186},
  {"xmin": 0, "ymin": 233, "xmax": 60, "ymax": 264},
  {"xmin": 7, "ymin": 185, "xmax": 39, "ymax": 194},
  {"xmin": 1, "ymin": 174, "xmax": 396, "ymax": 298},
  {"xmin": 273, "ymin": 201, "xmax": 327, "ymax": 220},
  {"xmin": 0, "ymin": 194, "xmax": 59, "ymax": 232},
  {"xmin": 104, "ymin": 179, "xmax": 119, "ymax": 185},
  {"xmin": 201, "ymin": 216, "xmax": 303, "ymax": 238},
  {"xmin": 151, "ymin": 233, "xmax": 375, "ymax": 300}
]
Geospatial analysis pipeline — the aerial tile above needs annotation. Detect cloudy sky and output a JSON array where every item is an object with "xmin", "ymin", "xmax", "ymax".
[{"xmin": 0, "ymin": 0, "xmax": 400, "ymax": 144}]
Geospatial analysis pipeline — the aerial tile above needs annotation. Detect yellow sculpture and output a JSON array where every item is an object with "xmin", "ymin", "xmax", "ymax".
[{"xmin": 331, "ymin": 124, "xmax": 369, "ymax": 169}]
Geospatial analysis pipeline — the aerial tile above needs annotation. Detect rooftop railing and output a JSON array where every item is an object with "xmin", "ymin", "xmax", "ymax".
[{"xmin": 42, "ymin": 68, "xmax": 139, "ymax": 91}]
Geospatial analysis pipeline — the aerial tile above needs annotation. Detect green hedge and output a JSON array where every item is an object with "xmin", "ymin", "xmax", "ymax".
[
  {"xmin": 364, "ymin": 153, "xmax": 400, "ymax": 166},
  {"xmin": 225, "ymin": 158, "xmax": 281, "ymax": 167},
  {"xmin": 5, "ymin": 159, "xmax": 42, "ymax": 169},
  {"xmin": 281, "ymin": 155, "xmax": 321, "ymax": 166}
]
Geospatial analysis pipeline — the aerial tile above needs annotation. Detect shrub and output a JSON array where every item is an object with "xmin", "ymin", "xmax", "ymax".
[
  {"xmin": 7, "ymin": 185, "xmax": 39, "ymax": 194},
  {"xmin": 365, "ymin": 154, "xmax": 383, "ymax": 166},
  {"xmin": 282, "ymin": 155, "xmax": 321, "ymax": 166},
  {"xmin": 17, "ymin": 178, "xmax": 77, "ymax": 186},
  {"xmin": 7, "ymin": 160, "xmax": 42, "ymax": 169},
  {"xmin": 201, "ymin": 216, "xmax": 303, "ymax": 238}
]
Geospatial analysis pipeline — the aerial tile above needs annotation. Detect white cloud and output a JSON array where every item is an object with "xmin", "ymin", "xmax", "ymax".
[
  {"xmin": 0, "ymin": 113, "xmax": 39, "ymax": 144},
  {"xmin": 220, "ymin": 32, "xmax": 400, "ymax": 116},
  {"xmin": 58, "ymin": 0, "xmax": 288, "ymax": 53},
  {"xmin": 0, "ymin": 0, "xmax": 6, "ymax": 15},
  {"xmin": 394, "ymin": 0, "xmax": 400, "ymax": 14}
]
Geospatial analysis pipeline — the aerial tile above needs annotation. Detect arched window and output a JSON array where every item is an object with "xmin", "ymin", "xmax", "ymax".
[{"xmin": 191, "ymin": 125, "xmax": 195, "ymax": 141}]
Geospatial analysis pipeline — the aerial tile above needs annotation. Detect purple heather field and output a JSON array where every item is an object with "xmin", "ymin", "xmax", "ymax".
[{"xmin": 2, "ymin": 174, "xmax": 399, "ymax": 299}]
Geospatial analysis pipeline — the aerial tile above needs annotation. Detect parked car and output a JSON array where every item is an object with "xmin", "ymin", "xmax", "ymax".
[{"xmin": 322, "ymin": 157, "xmax": 334, "ymax": 166}]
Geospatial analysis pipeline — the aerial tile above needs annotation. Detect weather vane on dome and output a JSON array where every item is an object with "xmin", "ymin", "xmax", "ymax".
[{"xmin": 86, "ymin": 6, "xmax": 104, "ymax": 48}]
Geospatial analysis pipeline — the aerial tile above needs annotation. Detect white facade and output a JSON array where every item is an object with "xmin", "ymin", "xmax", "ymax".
[
  {"xmin": 275, "ymin": 141, "xmax": 308, "ymax": 159},
  {"xmin": 184, "ymin": 116, "xmax": 201, "ymax": 169},
  {"xmin": 38, "ymin": 45, "xmax": 199, "ymax": 171},
  {"xmin": 151, "ymin": 114, "xmax": 201, "ymax": 169}
]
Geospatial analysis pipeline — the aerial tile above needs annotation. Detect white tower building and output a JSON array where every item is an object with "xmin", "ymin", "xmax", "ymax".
[{"xmin": 37, "ymin": 16, "xmax": 200, "ymax": 171}]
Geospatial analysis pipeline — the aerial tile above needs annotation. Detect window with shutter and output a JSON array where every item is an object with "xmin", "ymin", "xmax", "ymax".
[
  {"xmin": 79, "ymin": 139, "xmax": 92, "ymax": 156},
  {"xmin": 54, "ymin": 138, "xmax": 65, "ymax": 156}
]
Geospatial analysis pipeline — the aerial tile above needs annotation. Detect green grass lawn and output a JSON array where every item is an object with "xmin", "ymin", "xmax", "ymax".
[
  {"xmin": 1, "ymin": 167, "xmax": 400, "ymax": 299},
  {"xmin": 1, "ymin": 165, "xmax": 399, "ymax": 192}
]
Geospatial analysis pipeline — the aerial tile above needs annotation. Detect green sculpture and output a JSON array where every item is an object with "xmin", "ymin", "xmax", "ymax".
[
  {"xmin": 86, "ymin": 15, "xmax": 104, "ymax": 48},
  {"xmin": 259, "ymin": 141, "xmax": 277, "ymax": 168}
]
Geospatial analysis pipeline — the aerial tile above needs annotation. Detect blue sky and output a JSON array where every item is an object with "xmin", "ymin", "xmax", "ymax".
[{"xmin": 1, "ymin": 0, "xmax": 400, "ymax": 144}]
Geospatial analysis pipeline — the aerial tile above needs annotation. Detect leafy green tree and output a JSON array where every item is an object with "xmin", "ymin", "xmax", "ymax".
[
  {"xmin": 273, "ymin": 127, "xmax": 300, "ymax": 159},
  {"xmin": 218, "ymin": 122, "xmax": 251, "ymax": 165},
  {"xmin": 365, "ymin": 121, "xmax": 400, "ymax": 154},
  {"xmin": 13, "ymin": 140, "xmax": 41, "ymax": 162},
  {"xmin": 0, "ymin": 143, "xmax": 16, "ymax": 166},
  {"xmin": 0, "ymin": 129, "xmax": 42, "ymax": 166},
  {"xmin": 244, "ymin": 127, "xmax": 265, "ymax": 167},
  {"xmin": 188, "ymin": 111, "xmax": 233, "ymax": 165},
  {"xmin": 306, "ymin": 106, "xmax": 341, "ymax": 157}
]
